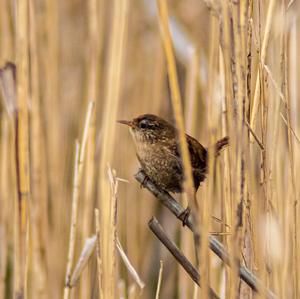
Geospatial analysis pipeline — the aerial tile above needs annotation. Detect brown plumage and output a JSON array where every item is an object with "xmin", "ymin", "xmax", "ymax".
[{"xmin": 118, "ymin": 114, "xmax": 228, "ymax": 193}]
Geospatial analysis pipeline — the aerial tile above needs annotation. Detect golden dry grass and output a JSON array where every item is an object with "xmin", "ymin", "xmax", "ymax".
[{"xmin": 0, "ymin": 0, "xmax": 300, "ymax": 298}]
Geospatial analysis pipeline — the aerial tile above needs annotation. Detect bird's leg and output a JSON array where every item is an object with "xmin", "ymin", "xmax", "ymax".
[{"xmin": 178, "ymin": 206, "xmax": 191, "ymax": 227}]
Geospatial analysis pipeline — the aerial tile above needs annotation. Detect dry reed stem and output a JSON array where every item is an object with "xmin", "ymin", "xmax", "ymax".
[
  {"xmin": 41, "ymin": 0, "xmax": 60, "ymax": 294},
  {"xmin": 156, "ymin": 0, "xmax": 195, "ymax": 207},
  {"xmin": 80, "ymin": 144, "xmax": 96, "ymax": 297},
  {"xmin": 135, "ymin": 170, "xmax": 277, "ymax": 299},
  {"xmin": 116, "ymin": 238, "xmax": 145, "ymax": 289},
  {"xmin": 219, "ymin": 2, "xmax": 237, "ymax": 298},
  {"xmin": 0, "ymin": 63, "xmax": 17, "ymax": 299},
  {"xmin": 107, "ymin": 168, "xmax": 119, "ymax": 298},
  {"xmin": 245, "ymin": 120, "xmax": 264, "ymax": 150},
  {"xmin": 15, "ymin": 0, "xmax": 31, "ymax": 296},
  {"xmin": 80, "ymin": 116, "xmax": 96, "ymax": 298},
  {"xmin": 80, "ymin": 0, "xmax": 102, "ymax": 278},
  {"xmin": 69, "ymin": 235, "xmax": 97, "ymax": 287},
  {"xmin": 152, "ymin": 46, "xmax": 166, "ymax": 114},
  {"xmin": 277, "ymin": 6, "xmax": 291, "ymax": 296},
  {"xmin": 156, "ymin": 0, "xmax": 201, "ymax": 289},
  {"xmin": 63, "ymin": 141, "xmax": 80, "ymax": 299},
  {"xmin": 250, "ymin": 0, "xmax": 276, "ymax": 129},
  {"xmin": 184, "ymin": 48, "xmax": 198, "ymax": 134},
  {"xmin": 142, "ymin": 0, "xmax": 198, "ymax": 66},
  {"xmin": 182, "ymin": 49, "xmax": 199, "ymax": 297},
  {"xmin": 264, "ymin": 64, "xmax": 300, "ymax": 144},
  {"xmin": 70, "ymin": 231, "xmax": 143, "ymax": 290},
  {"xmin": 64, "ymin": 101, "xmax": 94, "ymax": 297},
  {"xmin": 0, "ymin": 117, "xmax": 9, "ymax": 298},
  {"xmin": 95, "ymin": 209, "xmax": 103, "ymax": 299},
  {"xmin": 43, "ymin": 0, "xmax": 59, "ymax": 196},
  {"xmin": 79, "ymin": 102, "xmax": 95, "ymax": 171},
  {"xmin": 231, "ymin": 2, "xmax": 250, "ymax": 298},
  {"xmin": 198, "ymin": 13, "xmax": 219, "ymax": 299},
  {"xmin": 86, "ymin": 0, "xmax": 102, "ymax": 105},
  {"xmin": 254, "ymin": 3, "xmax": 268, "ymax": 296},
  {"xmin": 149, "ymin": 217, "xmax": 220, "ymax": 299},
  {"xmin": 280, "ymin": 114, "xmax": 300, "ymax": 143},
  {"xmin": 98, "ymin": 0, "xmax": 128, "ymax": 297},
  {"xmin": 283, "ymin": 25, "xmax": 298, "ymax": 299},
  {"xmin": 155, "ymin": 260, "xmax": 163, "ymax": 299},
  {"xmin": 28, "ymin": 0, "xmax": 48, "ymax": 296},
  {"xmin": 0, "ymin": 0, "xmax": 14, "ymax": 62},
  {"xmin": 80, "ymin": 0, "xmax": 103, "ymax": 290}
]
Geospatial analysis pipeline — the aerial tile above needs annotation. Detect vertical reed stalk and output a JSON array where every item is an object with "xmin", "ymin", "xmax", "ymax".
[
  {"xmin": 98, "ymin": 0, "xmax": 128, "ymax": 297},
  {"xmin": 15, "ymin": 0, "xmax": 30, "ymax": 297},
  {"xmin": 95, "ymin": 209, "xmax": 103, "ymax": 299},
  {"xmin": 0, "ymin": 118, "xmax": 9, "ymax": 298},
  {"xmin": 28, "ymin": 0, "xmax": 48, "ymax": 297},
  {"xmin": 63, "ymin": 142, "xmax": 80, "ymax": 299},
  {"xmin": 63, "ymin": 101, "xmax": 94, "ymax": 298},
  {"xmin": 250, "ymin": 0, "xmax": 276, "ymax": 129},
  {"xmin": 156, "ymin": 0, "xmax": 195, "ymax": 207},
  {"xmin": 79, "ymin": 1, "xmax": 103, "ymax": 294}
]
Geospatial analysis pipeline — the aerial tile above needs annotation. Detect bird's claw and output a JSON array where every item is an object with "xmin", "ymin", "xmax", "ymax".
[
  {"xmin": 179, "ymin": 206, "xmax": 191, "ymax": 227},
  {"xmin": 140, "ymin": 174, "xmax": 149, "ymax": 188}
]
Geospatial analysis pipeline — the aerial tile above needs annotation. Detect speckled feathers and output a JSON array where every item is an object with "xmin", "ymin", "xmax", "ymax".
[{"xmin": 118, "ymin": 114, "xmax": 228, "ymax": 193}]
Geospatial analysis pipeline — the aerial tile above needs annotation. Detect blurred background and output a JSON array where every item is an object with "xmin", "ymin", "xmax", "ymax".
[{"xmin": 1, "ymin": 0, "xmax": 300, "ymax": 298}]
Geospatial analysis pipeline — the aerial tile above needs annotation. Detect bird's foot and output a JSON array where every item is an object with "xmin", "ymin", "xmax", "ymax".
[
  {"xmin": 140, "ymin": 174, "xmax": 150, "ymax": 188},
  {"xmin": 179, "ymin": 206, "xmax": 191, "ymax": 227}
]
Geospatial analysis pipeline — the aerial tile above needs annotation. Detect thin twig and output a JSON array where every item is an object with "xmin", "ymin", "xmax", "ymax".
[
  {"xmin": 264, "ymin": 64, "xmax": 286, "ymax": 104},
  {"xmin": 280, "ymin": 114, "xmax": 300, "ymax": 143},
  {"xmin": 135, "ymin": 170, "xmax": 277, "ymax": 299},
  {"xmin": 116, "ymin": 238, "xmax": 145, "ymax": 289},
  {"xmin": 149, "ymin": 217, "xmax": 220, "ymax": 299},
  {"xmin": 210, "ymin": 232, "xmax": 232, "ymax": 236},
  {"xmin": 212, "ymin": 215, "xmax": 231, "ymax": 228},
  {"xmin": 155, "ymin": 260, "xmax": 163, "ymax": 299},
  {"xmin": 287, "ymin": 0, "xmax": 295, "ymax": 10},
  {"xmin": 64, "ymin": 233, "xmax": 145, "ymax": 290},
  {"xmin": 250, "ymin": 0, "xmax": 276, "ymax": 128},
  {"xmin": 264, "ymin": 64, "xmax": 300, "ymax": 144},
  {"xmin": 245, "ymin": 120, "xmax": 265, "ymax": 150},
  {"xmin": 64, "ymin": 142, "xmax": 80, "ymax": 299}
]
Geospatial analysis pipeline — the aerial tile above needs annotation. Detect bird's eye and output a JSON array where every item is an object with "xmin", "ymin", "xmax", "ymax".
[
  {"xmin": 139, "ymin": 120, "xmax": 148, "ymax": 129},
  {"xmin": 139, "ymin": 119, "xmax": 160, "ymax": 130}
]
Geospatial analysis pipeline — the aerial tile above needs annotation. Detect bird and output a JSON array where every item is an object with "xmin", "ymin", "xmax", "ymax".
[{"xmin": 118, "ymin": 114, "xmax": 228, "ymax": 195}]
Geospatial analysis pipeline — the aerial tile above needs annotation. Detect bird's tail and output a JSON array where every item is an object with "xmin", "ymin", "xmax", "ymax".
[{"xmin": 215, "ymin": 136, "xmax": 229, "ymax": 156}]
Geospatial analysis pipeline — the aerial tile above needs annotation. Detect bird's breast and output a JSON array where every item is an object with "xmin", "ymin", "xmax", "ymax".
[
  {"xmin": 135, "ymin": 142, "xmax": 165, "ymax": 166},
  {"xmin": 134, "ymin": 141, "xmax": 183, "ymax": 192}
]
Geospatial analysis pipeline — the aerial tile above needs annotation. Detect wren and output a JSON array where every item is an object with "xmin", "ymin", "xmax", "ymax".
[{"xmin": 118, "ymin": 114, "xmax": 228, "ymax": 194}]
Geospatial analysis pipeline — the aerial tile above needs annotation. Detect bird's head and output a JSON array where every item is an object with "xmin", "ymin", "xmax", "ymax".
[{"xmin": 117, "ymin": 114, "xmax": 176, "ymax": 144}]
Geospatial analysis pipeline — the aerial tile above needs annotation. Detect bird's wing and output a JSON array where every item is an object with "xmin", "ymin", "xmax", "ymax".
[
  {"xmin": 186, "ymin": 135, "xmax": 207, "ymax": 171},
  {"xmin": 164, "ymin": 135, "xmax": 207, "ymax": 171}
]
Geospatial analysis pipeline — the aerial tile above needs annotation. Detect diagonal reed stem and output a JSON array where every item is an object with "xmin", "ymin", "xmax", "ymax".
[
  {"xmin": 135, "ymin": 169, "xmax": 277, "ymax": 299},
  {"xmin": 149, "ymin": 217, "xmax": 220, "ymax": 299}
]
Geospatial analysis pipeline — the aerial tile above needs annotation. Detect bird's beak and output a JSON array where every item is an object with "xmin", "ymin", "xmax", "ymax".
[{"xmin": 117, "ymin": 119, "xmax": 133, "ymax": 127}]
